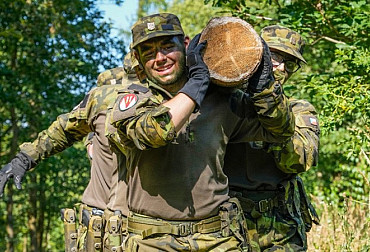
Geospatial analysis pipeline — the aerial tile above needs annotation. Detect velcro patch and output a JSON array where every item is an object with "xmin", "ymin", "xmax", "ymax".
[
  {"xmin": 128, "ymin": 84, "xmax": 149, "ymax": 93},
  {"xmin": 300, "ymin": 115, "xmax": 319, "ymax": 129},
  {"xmin": 162, "ymin": 24, "xmax": 174, "ymax": 30}
]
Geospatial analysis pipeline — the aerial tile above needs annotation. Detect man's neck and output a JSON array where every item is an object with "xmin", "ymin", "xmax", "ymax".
[{"xmin": 160, "ymin": 75, "xmax": 188, "ymax": 94}]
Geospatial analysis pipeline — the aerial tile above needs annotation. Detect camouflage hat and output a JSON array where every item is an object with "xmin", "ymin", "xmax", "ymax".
[
  {"xmin": 261, "ymin": 25, "xmax": 306, "ymax": 63},
  {"xmin": 131, "ymin": 13, "xmax": 184, "ymax": 49}
]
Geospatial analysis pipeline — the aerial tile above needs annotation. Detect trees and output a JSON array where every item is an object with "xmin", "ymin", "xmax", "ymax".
[
  {"xmin": 1, "ymin": 0, "xmax": 368, "ymax": 250},
  {"xmin": 0, "ymin": 0, "xmax": 125, "ymax": 250},
  {"xmin": 206, "ymin": 0, "xmax": 369, "ymax": 203}
]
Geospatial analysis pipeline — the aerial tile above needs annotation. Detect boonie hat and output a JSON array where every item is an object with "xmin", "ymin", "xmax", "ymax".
[
  {"xmin": 261, "ymin": 25, "xmax": 306, "ymax": 63},
  {"xmin": 131, "ymin": 13, "xmax": 184, "ymax": 49}
]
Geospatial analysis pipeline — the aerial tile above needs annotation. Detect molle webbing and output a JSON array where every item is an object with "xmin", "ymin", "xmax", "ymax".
[
  {"xmin": 61, "ymin": 208, "xmax": 78, "ymax": 252},
  {"xmin": 103, "ymin": 209, "xmax": 127, "ymax": 252}
]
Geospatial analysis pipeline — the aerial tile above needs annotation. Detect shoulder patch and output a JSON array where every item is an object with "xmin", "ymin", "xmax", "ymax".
[
  {"xmin": 119, "ymin": 93, "xmax": 138, "ymax": 111},
  {"xmin": 302, "ymin": 115, "xmax": 319, "ymax": 127},
  {"xmin": 111, "ymin": 86, "xmax": 153, "ymax": 124}
]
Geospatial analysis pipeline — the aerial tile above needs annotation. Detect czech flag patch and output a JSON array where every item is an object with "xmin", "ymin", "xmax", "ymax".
[
  {"xmin": 119, "ymin": 94, "xmax": 138, "ymax": 111},
  {"xmin": 309, "ymin": 117, "xmax": 318, "ymax": 126}
]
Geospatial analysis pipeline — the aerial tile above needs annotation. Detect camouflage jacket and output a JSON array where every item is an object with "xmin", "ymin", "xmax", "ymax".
[
  {"xmin": 268, "ymin": 98, "xmax": 320, "ymax": 173},
  {"xmin": 19, "ymin": 66, "xmax": 138, "ymax": 162},
  {"xmin": 19, "ymin": 67, "xmax": 139, "ymax": 210},
  {"xmin": 106, "ymin": 79, "xmax": 295, "ymax": 220},
  {"xmin": 224, "ymin": 97, "xmax": 320, "ymax": 191}
]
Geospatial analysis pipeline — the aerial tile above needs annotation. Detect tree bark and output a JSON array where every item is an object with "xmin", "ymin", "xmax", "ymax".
[
  {"xmin": 37, "ymin": 174, "xmax": 46, "ymax": 252},
  {"xmin": 28, "ymin": 173, "xmax": 39, "ymax": 252}
]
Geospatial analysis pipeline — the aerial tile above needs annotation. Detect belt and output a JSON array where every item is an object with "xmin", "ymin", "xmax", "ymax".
[
  {"xmin": 229, "ymin": 189, "xmax": 281, "ymax": 213},
  {"xmin": 239, "ymin": 196, "xmax": 280, "ymax": 213},
  {"xmin": 127, "ymin": 212, "xmax": 221, "ymax": 238}
]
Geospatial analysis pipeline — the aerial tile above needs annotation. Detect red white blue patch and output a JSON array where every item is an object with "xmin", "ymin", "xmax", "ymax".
[
  {"xmin": 119, "ymin": 94, "xmax": 138, "ymax": 111},
  {"xmin": 309, "ymin": 117, "xmax": 318, "ymax": 126}
]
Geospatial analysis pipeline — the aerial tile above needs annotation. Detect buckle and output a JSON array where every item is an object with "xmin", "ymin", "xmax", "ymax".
[
  {"xmin": 178, "ymin": 223, "xmax": 193, "ymax": 236},
  {"xmin": 258, "ymin": 199, "xmax": 270, "ymax": 213},
  {"xmin": 92, "ymin": 208, "xmax": 104, "ymax": 216}
]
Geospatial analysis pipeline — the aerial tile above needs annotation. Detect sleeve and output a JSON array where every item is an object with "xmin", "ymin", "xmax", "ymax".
[
  {"xmin": 19, "ymin": 94, "xmax": 92, "ymax": 163},
  {"xmin": 109, "ymin": 84, "xmax": 176, "ymax": 151},
  {"xmin": 250, "ymin": 82, "xmax": 295, "ymax": 142},
  {"xmin": 267, "ymin": 99, "xmax": 320, "ymax": 173},
  {"xmin": 229, "ymin": 82, "xmax": 295, "ymax": 143}
]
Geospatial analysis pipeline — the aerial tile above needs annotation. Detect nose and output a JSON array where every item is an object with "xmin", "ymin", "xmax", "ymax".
[
  {"xmin": 276, "ymin": 62, "xmax": 285, "ymax": 71},
  {"xmin": 155, "ymin": 50, "xmax": 167, "ymax": 62}
]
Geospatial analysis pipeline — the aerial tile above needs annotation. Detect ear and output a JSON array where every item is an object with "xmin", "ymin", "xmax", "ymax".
[{"xmin": 184, "ymin": 35, "xmax": 190, "ymax": 49}]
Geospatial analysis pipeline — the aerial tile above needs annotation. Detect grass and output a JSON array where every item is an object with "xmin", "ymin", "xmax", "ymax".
[{"xmin": 307, "ymin": 196, "xmax": 370, "ymax": 251}]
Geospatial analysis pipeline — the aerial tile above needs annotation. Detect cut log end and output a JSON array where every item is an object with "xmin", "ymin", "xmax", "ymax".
[{"xmin": 199, "ymin": 17, "xmax": 263, "ymax": 87}]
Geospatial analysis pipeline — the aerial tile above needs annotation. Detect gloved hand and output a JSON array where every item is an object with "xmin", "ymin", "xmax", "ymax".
[
  {"xmin": 0, "ymin": 152, "xmax": 36, "ymax": 196},
  {"xmin": 247, "ymin": 38, "xmax": 274, "ymax": 93},
  {"xmin": 229, "ymin": 89, "xmax": 257, "ymax": 118},
  {"xmin": 179, "ymin": 33, "xmax": 210, "ymax": 110}
]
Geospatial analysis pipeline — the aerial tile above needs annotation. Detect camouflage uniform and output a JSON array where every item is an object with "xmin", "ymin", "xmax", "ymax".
[
  {"xmin": 224, "ymin": 25, "xmax": 320, "ymax": 252},
  {"xmin": 106, "ymin": 13, "xmax": 295, "ymax": 252},
  {"xmin": 20, "ymin": 61, "xmax": 141, "ymax": 252}
]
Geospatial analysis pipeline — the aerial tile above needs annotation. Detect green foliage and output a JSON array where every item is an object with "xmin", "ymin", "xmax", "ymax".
[
  {"xmin": 137, "ymin": 0, "xmax": 169, "ymax": 18},
  {"xmin": 163, "ymin": 0, "xmax": 224, "ymax": 37},
  {"xmin": 138, "ymin": 0, "xmax": 224, "ymax": 38},
  {"xmin": 206, "ymin": 0, "xmax": 370, "ymax": 205},
  {"xmin": 0, "ymin": 0, "xmax": 126, "ymax": 250}
]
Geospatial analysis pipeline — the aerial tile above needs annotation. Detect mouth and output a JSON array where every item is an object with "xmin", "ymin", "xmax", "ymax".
[{"xmin": 156, "ymin": 64, "xmax": 174, "ymax": 76}]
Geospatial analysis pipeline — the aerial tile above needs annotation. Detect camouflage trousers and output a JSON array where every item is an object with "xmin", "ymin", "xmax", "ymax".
[
  {"xmin": 125, "ymin": 232, "xmax": 240, "ymax": 251},
  {"xmin": 124, "ymin": 198, "xmax": 250, "ymax": 251},
  {"xmin": 230, "ymin": 177, "xmax": 319, "ymax": 252}
]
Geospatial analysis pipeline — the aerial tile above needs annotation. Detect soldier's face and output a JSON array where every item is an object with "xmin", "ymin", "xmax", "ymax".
[
  {"xmin": 270, "ymin": 49, "xmax": 297, "ymax": 84},
  {"xmin": 135, "ymin": 36, "xmax": 189, "ymax": 88}
]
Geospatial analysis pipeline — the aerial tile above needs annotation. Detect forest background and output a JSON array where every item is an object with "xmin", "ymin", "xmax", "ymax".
[{"xmin": 0, "ymin": 0, "xmax": 369, "ymax": 251}]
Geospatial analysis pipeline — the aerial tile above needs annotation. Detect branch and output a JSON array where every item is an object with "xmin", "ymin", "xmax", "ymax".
[
  {"xmin": 311, "ymin": 35, "xmax": 346, "ymax": 45},
  {"xmin": 360, "ymin": 148, "xmax": 370, "ymax": 167},
  {"xmin": 239, "ymin": 12, "xmax": 278, "ymax": 21}
]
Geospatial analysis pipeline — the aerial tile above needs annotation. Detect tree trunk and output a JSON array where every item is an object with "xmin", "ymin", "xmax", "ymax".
[
  {"xmin": 6, "ymin": 184, "xmax": 14, "ymax": 252},
  {"xmin": 37, "ymin": 174, "xmax": 46, "ymax": 252},
  {"xmin": 28, "ymin": 173, "xmax": 39, "ymax": 252}
]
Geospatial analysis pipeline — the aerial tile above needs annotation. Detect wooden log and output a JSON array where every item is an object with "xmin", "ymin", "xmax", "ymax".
[{"xmin": 199, "ymin": 17, "xmax": 263, "ymax": 87}]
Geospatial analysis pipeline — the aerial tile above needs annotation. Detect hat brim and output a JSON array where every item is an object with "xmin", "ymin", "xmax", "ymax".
[
  {"xmin": 132, "ymin": 31, "xmax": 184, "ymax": 49},
  {"xmin": 269, "ymin": 43, "xmax": 307, "ymax": 64}
]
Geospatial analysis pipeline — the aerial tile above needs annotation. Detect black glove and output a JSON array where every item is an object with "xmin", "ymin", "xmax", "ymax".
[
  {"xmin": 229, "ymin": 89, "xmax": 257, "ymax": 118},
  {"xmin": 247, "ymin": 38, "xmax": 274, "ymax": 93},
  {"xmin": 0, "ymin": 152, "xmax": 36, "ymax": 196},
  {"xmin": 179, "ymin": 33, "xmax": 210, "ymax": 110}
]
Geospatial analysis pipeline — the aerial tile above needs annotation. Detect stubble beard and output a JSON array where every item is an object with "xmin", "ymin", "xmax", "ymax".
[{"xmin": 145, "ymin": 53, "xmax": 187, "ymax": 89}]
